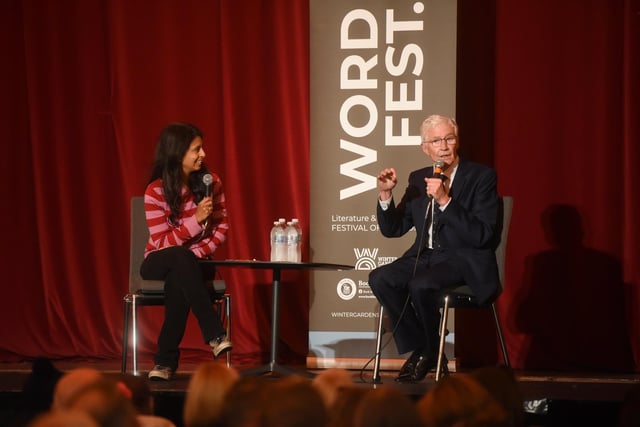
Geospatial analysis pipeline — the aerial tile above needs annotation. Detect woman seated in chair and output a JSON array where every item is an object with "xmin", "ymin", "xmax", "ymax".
[{"xmin": 142, "ymin": 122, "xmax": 231, "ymax": 381}]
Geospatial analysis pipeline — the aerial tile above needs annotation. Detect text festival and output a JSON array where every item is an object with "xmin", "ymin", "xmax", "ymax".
[{"xmin": 339, "ymin": 4, "xmax": 425, "ymax": 200}]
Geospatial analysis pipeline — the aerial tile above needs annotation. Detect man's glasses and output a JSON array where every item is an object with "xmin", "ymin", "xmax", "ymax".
[{"xmin": 423, "ymin": 135, "xmax": 457, "ymax": 146}]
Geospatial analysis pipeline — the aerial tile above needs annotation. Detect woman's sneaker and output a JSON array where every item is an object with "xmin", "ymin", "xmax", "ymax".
[
  {"xmin": 148, "ymin": 365, "xmax": 174, "ymax": 381},
  {"xmin": 210, "ymin": 335, "xmax": 232, "ymax": 359}
]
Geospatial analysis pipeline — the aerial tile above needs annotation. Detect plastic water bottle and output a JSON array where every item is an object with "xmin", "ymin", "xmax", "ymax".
[
  {"xmin": 276, "ymin": 218, "xmax": 288, "ymax": 261},
  {"xmin": 270, "ymin": 221, "xmax": 279, "ymax": 261},
  {"xmin": 285, "ymin": 221, "xmax": 298, "ymax": 262},
  {"xmin": 291, "ymin": 218, "xmax": 302, "ymax": 262},
  {"xmin": 270, "ymin": 221, "xmax": 287, "ymax": 261},
  {"xmin": 276, "ymin": 221, "xmax": 287, "ymax": 261}
]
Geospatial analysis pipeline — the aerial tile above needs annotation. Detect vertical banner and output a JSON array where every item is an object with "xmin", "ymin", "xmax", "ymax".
[{"xmin": 309, "ymin": 0, "xmax": 457, "ymax": 369}]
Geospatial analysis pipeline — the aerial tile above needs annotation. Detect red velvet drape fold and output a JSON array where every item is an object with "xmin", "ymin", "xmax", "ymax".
[
  {"xmin": 491, "ymin": 0, "xmax": 640, "ymax": 372},
  {"xmin": 1, "ymin": 0, "xmax": 638, "ymax": 371},
  {"xmin": 1, "ymin": 0, "xmax": 309, "ymax": 365}
]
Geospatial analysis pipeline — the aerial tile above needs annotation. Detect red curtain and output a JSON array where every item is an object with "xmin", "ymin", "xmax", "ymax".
[
  {"xmin": 1, "ymin": 0, "xmax": 309, "ymax": 365},
  {"xmin": 456, "ymin": 0, "xmax": 640, "ymax": 372},
  {"xmin": 492, "ymin": 0, "xmax": 640, "ymax": 372},
  {"xmin": 1, "ymin": 0, "xmax": 639, "ymax": 372}
]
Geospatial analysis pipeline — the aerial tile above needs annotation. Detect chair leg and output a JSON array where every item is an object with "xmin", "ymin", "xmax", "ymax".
[
  {"xmin": 224, "ymin": 294, "xmax": 232, "ymax": 367},
  {"xmin": 121, "ymin": 296, "xmax": 132, "ymax": 374},
  {"xmin": 131, "ymin": 294, "xmax": 139, "ymax": 376},
  {"xmin": 491, "ymin": 303, "xmax": 510, "ymax": 367},
  {"xmin": 436, "ymin": 296, "xmax": 451, "ymax": 382},
  {"xmin": 213, "ymin": 295, "xmax": 232, "ymax": 366},
  {"xmin": 372, "ymin": 304, "xmax": 384, "ymax": 384}
]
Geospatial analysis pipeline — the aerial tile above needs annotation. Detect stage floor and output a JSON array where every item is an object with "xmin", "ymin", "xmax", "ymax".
[{"xmin": 1, "ymin": 358, "xmax": 638, "ymax": 427}]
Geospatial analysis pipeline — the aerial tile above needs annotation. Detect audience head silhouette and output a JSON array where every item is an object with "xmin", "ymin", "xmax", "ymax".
[
  {"xmin": 27, "ymin": 410, "xmax": 99, "ymax": 427},
  {"xmin": 418, "ymin": 373, "xmax": 508, "ymax": 427},
  {"xmin": 260, "ymin": 375, "xmax": 328, "ymax": 427},
  {"xmin": 353, "ymin": 385, "xmax": 422, "ymax": 427},
  {"xmin": 52, "ymin": 368, "xmax": 103, "ymax": 410},
  {"xmin": 183, "ymin": 362, "xmax": 239, "ymax": 427},
  {"xmin": 65, "ymin": 379, "xmax": 139, "ymax": 427},
  {"xmin": 311, "ymin": 367, "xmax": 354, "ymax": 409}
]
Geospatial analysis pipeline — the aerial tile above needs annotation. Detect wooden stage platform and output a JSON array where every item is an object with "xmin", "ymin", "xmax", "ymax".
[{"xmin": 0, "ymin": 358, "xmax": 638, "ymax": 426}]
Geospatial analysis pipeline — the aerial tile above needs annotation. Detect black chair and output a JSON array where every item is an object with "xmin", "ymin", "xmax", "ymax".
[
  {"xmin": 121, "ymin": 196, "xmax": 231, "ymax": 375},
  {"xmin": 372, "ymin": 196, "xmax": 513, "ymax": 382}
]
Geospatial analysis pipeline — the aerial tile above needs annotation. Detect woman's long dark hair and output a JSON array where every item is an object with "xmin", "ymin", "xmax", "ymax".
[{"xmin": 149, "ymin": 122, "xmax": 209, "ymax": 225}]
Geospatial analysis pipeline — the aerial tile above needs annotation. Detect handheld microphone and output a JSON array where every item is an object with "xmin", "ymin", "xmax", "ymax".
[
  {"xmin": 427, "ymin": 160, "xmax": 446, "ymax": 201},
  {"xmin": 202, "ymin": 173, "xmax": 213, "ymax": 197},
  {"xmin": 433, "ymin": 160, "xmax": 446, "ymax": 181}
]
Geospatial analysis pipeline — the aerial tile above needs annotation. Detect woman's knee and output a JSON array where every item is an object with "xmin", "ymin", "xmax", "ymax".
[
  {"xmin": 154, "ymin": 247, "xmax": 201, "ymax": 281},
  {"xmin": 163, "ymin": 246, "xmax": 198, "ymax": 265}
]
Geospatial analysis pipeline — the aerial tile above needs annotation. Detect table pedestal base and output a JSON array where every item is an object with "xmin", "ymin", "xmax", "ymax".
[
  {"xmin": 241, "ymin": 361, "xmax": 315, "ymax": 378},
  {"xmin": 205, "ymin": 260, "xmax": 353, "ymax": 378}
]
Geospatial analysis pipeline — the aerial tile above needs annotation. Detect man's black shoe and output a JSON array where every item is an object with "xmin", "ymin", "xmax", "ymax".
[
  {"xmin": 412, "ymin": 353, "xmax": 449, "ymax": 382},
  {"xmin": 395, "ymin": 353, "xmax": 448, "ymax": 383},
  {"xmin": 410, "ymin": 353, "xmax": 438, "ymax": 382},
  {"xmin": 395, "ymin": 349, "xmax": 423, "ymax": 382}
]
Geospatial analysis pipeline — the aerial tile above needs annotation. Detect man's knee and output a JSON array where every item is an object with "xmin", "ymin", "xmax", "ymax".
[
  {"xmin": 408, "ymin": 277, "xmax": 442, "ymax": 301},
  {"xmin": 368, "ymin": 266, "xmax": 386, "ymax": 292}
]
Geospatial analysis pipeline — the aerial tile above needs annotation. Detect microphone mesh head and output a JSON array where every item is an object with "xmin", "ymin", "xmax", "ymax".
[
  {"xmin": 202, "ymin": 173, "xmax": 213, "ymax": 185},
  {"xmin": 434, "ymin": 160, "xmax": 445, "ymax": 175}
]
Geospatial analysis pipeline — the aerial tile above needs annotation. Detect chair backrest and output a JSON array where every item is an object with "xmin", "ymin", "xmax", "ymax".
[
  {"xmin": 495, "ymin": 196, "xmax": 513, "ymax": 290},
  {"xmin": 448, "ymin": 196, "xmax": 513, "ymax": 302},
  {"xmin": 129, "ymin": 196, "xmax": 164, "ymax": 293},
  {"xmin": 129, "ymin": 196, "xmax": 226, "ymax": 294}
]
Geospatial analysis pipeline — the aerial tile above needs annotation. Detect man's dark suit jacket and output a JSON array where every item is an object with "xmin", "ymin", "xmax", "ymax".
[{"xmin": 376, "ymin": 158, "xmax": 500, "ymax": 305}]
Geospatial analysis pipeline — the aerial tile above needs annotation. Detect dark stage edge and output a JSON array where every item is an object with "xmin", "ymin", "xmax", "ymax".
[{"xmin": 0, "ymin": 359, "xmax": 638, "ymax": 427}]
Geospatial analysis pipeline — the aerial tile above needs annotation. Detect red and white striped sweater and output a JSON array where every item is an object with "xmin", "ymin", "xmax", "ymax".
[{"xmin": 143, "ymin": 176, "xmax": 228, "ymax": 259}]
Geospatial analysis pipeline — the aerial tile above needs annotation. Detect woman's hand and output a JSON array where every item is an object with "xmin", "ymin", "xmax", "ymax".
[{"xmin": 196, "ymin": 196, "xmax": 213, "ymax": 224}]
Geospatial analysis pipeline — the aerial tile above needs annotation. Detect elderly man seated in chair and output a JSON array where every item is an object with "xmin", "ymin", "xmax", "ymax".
[{"xmin": 369, "ymin": 114, "xmax": 499, "ymax": 383}]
